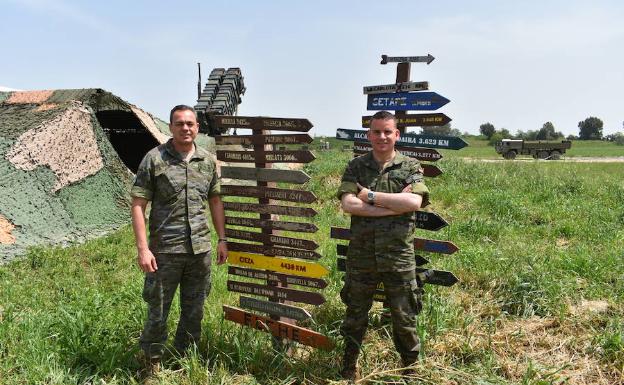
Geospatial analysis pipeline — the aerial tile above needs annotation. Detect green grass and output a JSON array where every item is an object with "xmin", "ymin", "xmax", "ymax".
[{"xmin": 1, "ymin": 141, "xmax": 623, "ymax": 384}]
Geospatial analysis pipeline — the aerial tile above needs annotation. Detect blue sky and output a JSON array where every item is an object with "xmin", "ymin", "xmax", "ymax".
[{"xmin": 1, "ymin": 0, "xmax": 623, "ymax": 137}]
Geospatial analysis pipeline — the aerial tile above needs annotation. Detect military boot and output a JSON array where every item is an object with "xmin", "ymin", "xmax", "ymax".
[{"xmin": 340, "ymin": 343, "xmax": 361, "ymax": 381}]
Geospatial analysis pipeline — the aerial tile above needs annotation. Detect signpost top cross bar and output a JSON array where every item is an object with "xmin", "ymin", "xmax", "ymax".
[{"xmin": 381, "ymin": 54, "xmax": 435, "ymax": 65}]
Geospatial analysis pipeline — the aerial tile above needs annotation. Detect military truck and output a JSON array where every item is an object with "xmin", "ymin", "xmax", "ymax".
[{"xmin": 495, "ymin": 139, "xmax": 572, "ymax": 160}]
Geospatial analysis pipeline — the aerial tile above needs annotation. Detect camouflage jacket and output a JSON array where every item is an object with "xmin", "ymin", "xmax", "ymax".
[
  {"xmin": 337, "ymin": 151, "xmax": 429, "ymax": 272},
  {"xmin": 130, "ymin": 139, "xmax": 220, "ymax": 254}
]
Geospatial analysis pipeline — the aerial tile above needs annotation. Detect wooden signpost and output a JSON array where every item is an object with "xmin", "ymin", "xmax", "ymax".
[
  {"xmin": 380, "ymin": 54, "xmax": 435, "ymax": 65},
  {"xmin": 216, "ymin": 115, "xmax": 331, "ymax": 351}
]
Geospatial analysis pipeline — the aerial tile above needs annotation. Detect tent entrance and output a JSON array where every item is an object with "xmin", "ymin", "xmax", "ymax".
[{"xmin": 96, "ymin": 110, "xmax": 159, "ymax": 173}]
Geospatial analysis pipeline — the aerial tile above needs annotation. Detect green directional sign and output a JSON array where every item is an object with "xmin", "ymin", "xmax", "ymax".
[{"xmin": 336, "ymin": 128, "xmax": 468, "ymax": 150}]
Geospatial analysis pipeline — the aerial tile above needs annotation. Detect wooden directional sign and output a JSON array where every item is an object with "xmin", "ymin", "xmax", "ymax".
[
  {"xmin": 239, "ymin": 296, "xmax": 311, "ymax": 321},
  {"xmin": 229, "ymin": 266, "xmax": 327, "ymax": 289},
  {"xmin": 228, "ymin": 242, "xmax": 321, "ymax": 260},
  {"xmin": 362, "ymin": 113, "xmax": 452, "ymax": 128},
  {"xmin": 225, "ymin": 216, "xmax": 318, "ymax": 233},
  {"xmin": 336, "ymin": 129, "xmax": 468, "ymax": 150},
  {"xmin": 221, "ymin": 185, "xmax": 317, "ymax": 204},
  {"xmin": 330, "ymin": 212, "xmax": 446, "ymax": 236},
  {"xmin": 226, "ymin": 229, "xmax": 318, "ymax": 250},
  {"xmin": 223, "ymin": 305, "xmax": 333, "ymax": 350},
  {"xmin": 367, "ymin": 92, "xmax": 450, "ymax": 111},
  {"xmin": 416, "ymin": 268, "xmax": 459, "ymax": 286},
  {"xmin": 217, "ymin": 150, "xmax": 315, "ymax": 164},
  {"xmin": 380, "ymin": 54, "xmax": 435, "ymax": 65},
  {"xmin": 215, "ymin": 134, "xmax": 313, "ymax": 146},
  {"xmin": 336, "ymin": 259, "xmax": 457, "ymax": 286},
  {"xmin": 221, "ymin": 167, "xmax": 310, "ymax": 184},
  {"xmin": 363, "ymin": 81, "xmax": 429, "ymax": 95},
  {"xmin": 414, "ymin": 237, "xmax": 459, "ymax": 255},
  {"xmin": 353, "ymin": 142, "xmax": 442, "ymax": 162},
  {"xmin": 213, "ymin": 116, "xmax": 313, "ymax": 132},
  {"xmin": 336, "ymin": 245, "xmax": 429, "ymax": 266},
  {"xmin": 223, "ymin": 202, "xmax": 317, "ymax": 218},
  {"xmin": 227, "ymin": 280, "xmax": 325, "ymax": 305},
  {"xmin": 229, "ymin": 251, "xmax": 329, "ymax": 278}
]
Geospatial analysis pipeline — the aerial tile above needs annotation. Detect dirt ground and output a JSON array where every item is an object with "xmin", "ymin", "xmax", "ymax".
[{"xmin": 466, "ymin": 157, "xmax": 624, "ymax": 163}]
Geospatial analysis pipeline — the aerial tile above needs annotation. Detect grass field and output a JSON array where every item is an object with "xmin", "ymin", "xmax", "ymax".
[{"xmin": 1, "ymin": 139, "xmax": 623, "ymax": 384}]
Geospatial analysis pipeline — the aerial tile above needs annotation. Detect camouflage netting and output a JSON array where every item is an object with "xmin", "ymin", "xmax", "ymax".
[{"xmin": 0, "ymin": 89, "xmax": 216, "ymax": 262}]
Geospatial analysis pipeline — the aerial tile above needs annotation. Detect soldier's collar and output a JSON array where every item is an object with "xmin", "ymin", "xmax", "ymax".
[
  {"xmin": 363, "ymin": 150, "xmax": 407, "ymax": 169},
  {"xmin": 164, "ymin": 139, "xmax": 206, "ymax": 161}
]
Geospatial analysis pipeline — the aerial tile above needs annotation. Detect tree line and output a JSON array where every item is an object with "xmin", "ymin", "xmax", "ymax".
[{"xmin": 476, "ymin": 117, "xmax": 622, "ymax": 145}]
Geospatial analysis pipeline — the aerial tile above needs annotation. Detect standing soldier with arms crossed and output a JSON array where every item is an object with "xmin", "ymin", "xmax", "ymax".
[
  {"xmin": 337, "ymin": 110, "xmax": 429, "ymax": 380},
  {"xmin": 130, "ymin": 105, "xmax": 228, "ymax": 374}
]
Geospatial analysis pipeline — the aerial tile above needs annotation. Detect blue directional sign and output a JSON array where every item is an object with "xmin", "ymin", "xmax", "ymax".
[
  {"xmin": 367, "ymin": 92, "xmax": 450, "ymax": 111},
  {"xmin": 336, "ymin": 128, "xmax": 468, "ymax": 150}
]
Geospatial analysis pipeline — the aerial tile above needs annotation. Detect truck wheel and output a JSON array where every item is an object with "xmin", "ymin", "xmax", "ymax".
[
  {"xmin": 504, "ymin": 151, "xmax": 516, "ymax": 160},
  {"xmin": 550, "ymin": 151, "xmax": 561, "ymax": 160},
  {"xmin": 537, "ymin": 151, "xmax": 549, "ymax": 159}
]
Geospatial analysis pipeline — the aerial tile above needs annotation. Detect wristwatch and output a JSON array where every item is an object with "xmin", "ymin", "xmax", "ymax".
[{"xmin": 367, "ymin": 190, "xmax": 375, "ymax": 204}]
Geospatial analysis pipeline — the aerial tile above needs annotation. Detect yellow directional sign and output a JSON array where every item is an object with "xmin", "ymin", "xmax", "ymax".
[{"xmin": 229, "ymin": 251, "xmax": 329, "ymax": 279}]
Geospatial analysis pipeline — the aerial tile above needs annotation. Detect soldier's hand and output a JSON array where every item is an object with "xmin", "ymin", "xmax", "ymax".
[
  {"xmin": 137, "ymin": 248, "xmax": 157, "ymax": 273},
  {"xmin": 356, "ymin": 183, "xmax": 369, "ymax": 202},
  {"xmin": 402, "ymin": 184, "xmax": 412, "ymax": 193},
  {"xmin": 216, "ymin": 242, "xmax": 228, "ymax": 265}
]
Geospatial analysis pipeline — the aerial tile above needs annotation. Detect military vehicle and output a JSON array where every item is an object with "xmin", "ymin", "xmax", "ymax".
[
  {"xmin": 194, "ymin": 65, "xmax": 246, "ymax": 136},
  {"xmin": 495, "ymin": 139, "xmax": 572, "ymax": 160}
]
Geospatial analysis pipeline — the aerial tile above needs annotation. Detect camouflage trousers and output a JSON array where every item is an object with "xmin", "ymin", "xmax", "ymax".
[
  {"xmin": 340, "ymin": 269, "xmax": 423, "ymax": 364},
  {"xmin": 139, "ymin": 252, "xmax": 211, "ymax": 358}
]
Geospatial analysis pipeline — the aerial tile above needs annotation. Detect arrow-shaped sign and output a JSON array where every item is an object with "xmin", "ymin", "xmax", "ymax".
[
  {"xmin": 227, "ymin": 280, "xmax": 325, "ymax": 305},
  {"xmin": 239, "ymin": 296, "xmax": 312, "ymax": 321},
  {"xmin": 380, "ymin": 54, "xmax": 435, "ymax": 65},
  {"xmin": 363, "ymin": 81, "xmax": 429, "ymax": 95},
  {"xmin": 221, "ymin": 167, "xmax": 310, "ymax": 184},
  {"xmin": 228, "ymin": 266, "xmax": 327, "ymax": 289},
  {"xmin": 228, "ymin": 242, "xmax": 322, "ymax": 260},
  {"xmin": 217, "ymin": 150, "xmax": 315, "ymax": 164},
  {"xmin": 229, "ymin": 251, "xmax": 329, "ymax": 278},
  {"xmin": 223, "ymin": 305, "xmax": 334, "ymax": 350},
  {"xmin": 352, "ymin": 142, "xmax": 442, "ymax": 162},
  {"xmin": 336, "ymin": 128, "xmax": 468, "ymax": 150},
  {"xmin": 221, "ymin": 185, "xmax": 317, "ymax": 203},
  {"xmin": 226, "ymin": 229, "xmax": 318, "ymax": 250},
  {"xmin": 414, "ymin": 238, "xmax": 459, "ymax": 254},
  {"xmin": 223, "ymin": 202, "xmax": 317, "ymax": 218},
  {"xmin": 225, "ymin": 216, "xmax": 318, "ymax": 233},
  {"xmin": 215, "ymin": 134, "xmax": 313, "ymax": 146},
  {"xmin": 213, "ymin": 116, "xmax": 313, "ymax": 132},
  {"xmin": 367, "ymin": 92, "xmax": 450, "ymax": 111},
  {"xmin": 362, "ymin": 113, "xmax": 452, "ymax": 128}
]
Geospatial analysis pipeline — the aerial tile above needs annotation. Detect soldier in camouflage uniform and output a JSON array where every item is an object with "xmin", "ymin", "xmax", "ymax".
[
  {"xmin": 337, "ymin": 110, "xmax": 429, "ymax": 380},
  {"xmin": 130, "ymin": 105, "xmax": 227, "ymax": 371}
]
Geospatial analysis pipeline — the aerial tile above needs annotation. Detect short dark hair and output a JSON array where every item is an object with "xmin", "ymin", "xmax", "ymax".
[
  {"xmin": 371, "ymin": 110, "xmax": 396, "ymax": 123},
  {"xmin": 169, "ymin": 105, "xmax": 197, "ymax": 123}
]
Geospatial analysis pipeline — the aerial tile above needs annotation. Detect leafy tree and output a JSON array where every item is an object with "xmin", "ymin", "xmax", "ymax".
[
  {"xmin": 421, "ymin": 123, "xmax": 452, "ymax": 136},
  {"xmin": 609, "ymin": 132, "xmax": 624, "ymax": 146},
  {"xmin": 578, "ymin": 117, "xmax": 603, "ymax": 140},
  {"xmin": 499, "ymin": 128, "xmax": 512, "ymax": 138},
  {"xmin": 536, "ymin": 121, "xmax": 564, "ymax": 140},
  {"xmin": 566, "ymin": 134, "xmax": 578, "ymax": 141},
  {"xmin": 479, "ymin": 122, "xmax": 496, "ymax": 139},
  {"xmin": 488, "ymin": 131, "xmax": 504, "ymax": 146}
]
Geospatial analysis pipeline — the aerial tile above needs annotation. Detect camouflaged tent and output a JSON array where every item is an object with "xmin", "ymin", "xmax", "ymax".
[{"xmin": 0, "ymin": 89, "xmax": 178, "ymax": 262}]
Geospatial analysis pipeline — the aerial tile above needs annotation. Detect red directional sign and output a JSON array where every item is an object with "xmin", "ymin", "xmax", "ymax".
[{"xmin": 223, "ymin": 305, "xmax": 334, "ymax": 350}]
